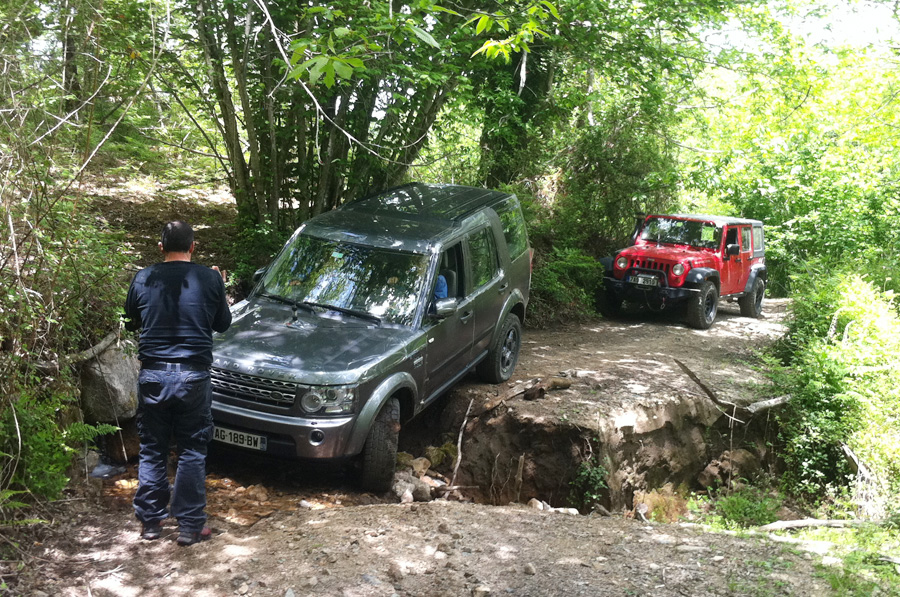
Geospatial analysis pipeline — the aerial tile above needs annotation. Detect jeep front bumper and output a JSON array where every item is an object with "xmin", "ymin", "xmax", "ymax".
[{"xmin": 604, "ymin": 275, "xmax": 699, "ymax": 302}]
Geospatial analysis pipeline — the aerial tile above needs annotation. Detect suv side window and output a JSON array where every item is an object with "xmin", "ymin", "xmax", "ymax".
[
  {"xmin": 741, "ymin": 227, "xmax": 751, "ymax": 251},
  {"xmin": 493, "ymin": 197, "xmax": 528, "ymax": 259},
  {"xmin": 752, "ymin": 226, "xmax": 764, "ymax": 253},
  {"xmin": 468, "ymin": 227, "xmax": 499, "ymax": 290}
]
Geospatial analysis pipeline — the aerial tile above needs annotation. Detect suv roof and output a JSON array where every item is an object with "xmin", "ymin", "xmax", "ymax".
[
  {"xmin": 660, "ymin": 214, "xmax": 763, "ymax": 227},
  {"xmin": 303, "ymin": 183, "xmax": 514, "ymax": 253}
]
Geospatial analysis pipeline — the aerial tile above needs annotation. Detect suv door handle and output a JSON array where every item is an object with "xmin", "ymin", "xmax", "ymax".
[
  {"xmin": 459, "ymin": 310, "xmax": 473, "ymax": 323},
  {"xmin": 498, "ymin": 282, "xmax": 509, "ymax": 293}
]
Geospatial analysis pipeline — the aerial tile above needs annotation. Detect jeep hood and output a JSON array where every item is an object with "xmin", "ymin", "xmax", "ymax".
[
  {"xmin": 621, "ymin": 244, "xmax": 715, "ymax": 261},
  {"xmin": 212, "ymin": 299, "xmax": 420, "ymax": 385}
]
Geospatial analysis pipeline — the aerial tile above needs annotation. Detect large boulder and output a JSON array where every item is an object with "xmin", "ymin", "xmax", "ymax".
[{"xmin": 80, "ymin": 342, "xmax": 139, "ymax": 423}]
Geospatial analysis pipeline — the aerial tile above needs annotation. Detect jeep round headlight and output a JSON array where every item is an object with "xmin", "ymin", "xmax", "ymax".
[
  {"xmin": 615, "ymin": 256, "xmax": 628, "ymax": 269},
  {"xmin": 672, "ymin": 263, "xmax": 685, "ymax": 276}
]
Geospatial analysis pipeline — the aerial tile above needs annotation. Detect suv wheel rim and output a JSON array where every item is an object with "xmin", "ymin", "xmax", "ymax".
[
  {"xmin": 704, "ymin": 291, "xmax": 717, "ymax": 322},
  {"xmin": 500, "ymin": 327, "xmax": 519, "ymax": 372}
]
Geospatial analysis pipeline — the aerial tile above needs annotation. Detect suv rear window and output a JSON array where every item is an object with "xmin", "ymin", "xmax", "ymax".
[{"xmin": 493, "ymin": 197, "xmax": 529, "ymax": 259}]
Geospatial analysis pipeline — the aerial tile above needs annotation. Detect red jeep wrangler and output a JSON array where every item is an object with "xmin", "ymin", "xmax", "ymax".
[{"xmin": 601, "ymin": 214, "xmax": 766, "ymax": 329}]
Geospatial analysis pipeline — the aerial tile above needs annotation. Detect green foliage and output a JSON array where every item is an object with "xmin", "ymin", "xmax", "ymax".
[
  {"xmin": 528, "ymin": 246, "xmax": 603, "ymax": 326},
  {"xmin": 568, "ymin": 453, "xmax": 608, "ymax": 510},
  {"xmin": 556, "ymin": 102, "xmax": 679, "ymax": 255},
  {"xmin": 227, "ymin": 217, "xmax": 288, "ymax": 293},
  {"xmin": 713, "ymin": 485, "xmax": 781, "ymax": 529},
  {"xmin": 773, "ymin": 270, "xmax": 900, "ymax": 508}
]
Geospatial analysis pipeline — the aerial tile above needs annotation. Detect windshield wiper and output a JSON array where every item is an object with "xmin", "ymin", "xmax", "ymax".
[
  {"xmin": 300, "ymin": 301, "xmax": 382, "ymax": 325},
  {"xmin": 258, "ymin": 292, "xmax": 317, "ymax": 317}
]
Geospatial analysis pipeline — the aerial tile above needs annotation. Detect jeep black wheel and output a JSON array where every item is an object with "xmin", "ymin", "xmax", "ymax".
[
  {"xmin": 738, "ymin": 277, "xmax": 765, "ymax": 318},
  {"xmin": 686, "ymin": 281, "xmax": 718, "ymax": 329},
  {"xmin": 359, "ymin": 397, "xmax": 400, "ymax": 492},
  {"xmin": 477, "ymin": 313, "xmax": 522, "ymax": 383}
]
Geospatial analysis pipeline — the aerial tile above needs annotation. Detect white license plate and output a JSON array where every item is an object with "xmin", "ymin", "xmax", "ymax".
[
  {"xmin": 213, "ymin": 426, "xmax": 267, "ymax": 451},
  {"xmin": 630, "ymin": 275, "xmax": 658, "ymax": 287}
]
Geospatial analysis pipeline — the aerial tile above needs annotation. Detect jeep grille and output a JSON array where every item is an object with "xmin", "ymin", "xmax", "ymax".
[
  {"xmin": 627, "ymin": 259, "xmax": 671, "ymax": 274},
  {"xmin": 211, "ymin": 367, "xmax": 297, "ymax": 407}
]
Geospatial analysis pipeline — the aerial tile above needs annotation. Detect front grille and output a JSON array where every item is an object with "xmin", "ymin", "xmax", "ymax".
[
  {"xmin": 211, "ymin": 367, "xmax": 297, "ymax": 407},
  {"xmin": 629, "ymin": 259, "xmax": 671, "ymax": 274}
]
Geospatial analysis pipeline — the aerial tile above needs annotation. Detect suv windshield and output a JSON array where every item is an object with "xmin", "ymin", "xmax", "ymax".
[
  {"xmin": 640, "ymin": 217, "xmax": 721, "ymax": 249},
  {"xmin": 258, "ymin": 234, "xmax": 429, "ymax": 326}
]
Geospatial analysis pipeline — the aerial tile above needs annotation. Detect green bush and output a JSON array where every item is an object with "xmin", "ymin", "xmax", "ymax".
[
  {"xmin": 568, "ymin": 453, "xmax": 608, "ymax": 511},
  {"xmin": 774, "ymin": 269, "xmax": 900, "ymax": 509},
  {"xmin": 528, "ymin": 247, "xmax": 604, "ymax": 326},
  {"xmin": 714, "ymin": 485, "xmax": 781, "ymax": 529}
]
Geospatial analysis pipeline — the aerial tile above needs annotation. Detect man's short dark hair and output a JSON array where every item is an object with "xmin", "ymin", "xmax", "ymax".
[{"xmin": 161, "ymin": 221, "xmax": 194, "ymax": 253}]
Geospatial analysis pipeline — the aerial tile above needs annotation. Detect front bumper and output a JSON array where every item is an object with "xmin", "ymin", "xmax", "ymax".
[
  {"xmin": 211, "ymin": 397, "xmax": 357, "ymax": 460},
  {"xmin": 604, "ymin": 272, "xmax": 698, "ymax": 303}
]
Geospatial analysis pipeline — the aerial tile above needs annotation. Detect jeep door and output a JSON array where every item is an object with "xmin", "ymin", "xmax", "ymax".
[
  {"xmin": 423, "ymin": 243, "xmax": 473, "ymax": 401},
  {"xmin": 721, "ymin": 225, "xmax": 752, "ymax": 296}
]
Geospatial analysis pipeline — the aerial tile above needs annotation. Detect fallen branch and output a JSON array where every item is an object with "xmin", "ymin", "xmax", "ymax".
[
  {"xmin": 745, "ymin": 394, "xmax": 793, "ymax": 414},
  {"xmin": 449, "ymin": 398, "xmax": 474, "ymax": 488},
  {"xmin": 34, "ymin": 331, "xmax": 120, "ymax": 373},
  {"xmin": 673, "ymin": 358, "xmax": 745, "ymax": 424},
  {"xmin": 758, "ymin": 519, "xmax": 876, "ymax": 532},
  {"xmin": 674, "ymin": 358, "xmax": 792, "ymax": 420}
]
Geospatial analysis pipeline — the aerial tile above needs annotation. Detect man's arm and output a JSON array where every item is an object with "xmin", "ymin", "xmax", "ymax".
[
  {"xmin": 211, "ymin": 273, "xmax": 232, "ymax": 333},
  {"xmin": 123, "ymin": 278, "xmax": 141, "ymax": 332}
]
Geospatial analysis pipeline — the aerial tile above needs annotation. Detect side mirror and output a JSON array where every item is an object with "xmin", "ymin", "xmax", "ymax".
[
  {"xmin": 726, "ymin": 244, "xmax": 740, "ymax": 257},
  {"xmin": 432, "ymin": 298, "xmax": 459, "ymax": 319},
  {"xmin": 252, "ymin": 267, "xmax": 268, "ymax": 285}
]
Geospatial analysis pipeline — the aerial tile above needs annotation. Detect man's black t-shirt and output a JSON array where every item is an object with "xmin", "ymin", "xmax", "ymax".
[{"xmin": 124, "ymin": 261, "xmax": 232, "ymax": 366}]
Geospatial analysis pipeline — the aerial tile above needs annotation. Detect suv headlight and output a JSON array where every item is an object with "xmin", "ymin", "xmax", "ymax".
[
  {"xmin": 298, "ymin": 385, "xmax": 357, "ymax": 415},
  {"xmin": 615, "ymin": 256, "xmax": 628, "ymax": 269},
  {"xmin": 672, "ymin": 263, "xmax": 685, "ymax": 276}
]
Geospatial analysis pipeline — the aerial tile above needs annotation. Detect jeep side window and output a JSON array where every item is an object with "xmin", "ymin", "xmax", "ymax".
[
  {"xmin": 493, "ymin": 197, "xmax": 528, "ymax": 259},
  {"xmin": 741, "ymin": 227, "xmax": 751, "ymax": 252},
  {"xmin": 752, "ymin": 226, "xmax": 764, "ymax": 253},
  {"xmin": 725, "ymin": 227, "xmax": 738, "ymax": 250},
  {"xmin": 468, "ymin": 227, "xmax": 499, "ymax": 290}
]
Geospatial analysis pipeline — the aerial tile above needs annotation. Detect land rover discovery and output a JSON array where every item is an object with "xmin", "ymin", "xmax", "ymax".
[{"xmin": 210, "ymin": 183, "xmax": 531, "ymax": 490}]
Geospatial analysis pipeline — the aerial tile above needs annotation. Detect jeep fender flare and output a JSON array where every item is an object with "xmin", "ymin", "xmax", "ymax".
[
  {"xmin": 685, "ymin": 267, "xmax": 720, "ymax": 290},
  {"xmin": 742, "ymin": 265, "xmax": 768, "ymax": 294},
  {"xmin": 343, "ymin": 372, "xmax": 417, "ymax": 457}
]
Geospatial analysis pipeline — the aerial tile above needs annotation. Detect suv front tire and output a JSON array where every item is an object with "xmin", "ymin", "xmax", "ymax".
[{"xmin": 359, "ymin": 397, "xmax": 400, "ymax": 492}]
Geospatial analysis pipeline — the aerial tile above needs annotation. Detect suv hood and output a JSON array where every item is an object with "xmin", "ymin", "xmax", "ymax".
[{"xmin": 212, "ymin": 299, "xmax": 421, "ymax": 385}]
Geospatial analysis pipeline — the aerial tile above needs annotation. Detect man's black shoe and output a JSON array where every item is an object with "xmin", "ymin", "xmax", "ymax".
[
  {"xmin": 140, "ymin": 521, "xmax": 163, "ymax": 541},
  {"xmin": 177, "ymin": 526, "xmax": 212, "ymax": 546}
]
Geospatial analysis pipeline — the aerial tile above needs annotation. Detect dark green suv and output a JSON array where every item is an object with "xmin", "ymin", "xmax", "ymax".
[{"xmin": 210, "ymin": 183, "xmax": 531, "ymax": 490}]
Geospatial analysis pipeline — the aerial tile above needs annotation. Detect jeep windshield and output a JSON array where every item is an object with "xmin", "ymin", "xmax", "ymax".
[
  {"xmin": 257, "ymin": 234, "xmax": 429, "ymax": 326},
  {"xmin": 640, "ymin": 217, "xmax": 721, "ymax": 249}
]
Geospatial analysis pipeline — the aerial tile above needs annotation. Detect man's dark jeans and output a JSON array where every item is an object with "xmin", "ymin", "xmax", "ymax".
[{"xmin": 134, "ymin": 366, "xmax": 214, "ymax": 533}]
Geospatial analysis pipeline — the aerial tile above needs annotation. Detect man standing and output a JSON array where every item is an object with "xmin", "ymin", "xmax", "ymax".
[{"xmin": 124, "ymin": 221, "xmax": 231, "ymax": 545}]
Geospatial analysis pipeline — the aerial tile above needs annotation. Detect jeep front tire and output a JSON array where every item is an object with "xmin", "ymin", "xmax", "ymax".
[
  {"xmin": 477, "ymin": 313, "xmax": 522, "ymax": 383},
  {"xmin": 359, "ymin": 397, "xmax": 400, "ymax": 492},
  {"xmin": 686, "ymin": 281, "xmax": 718, "ymax": 329},
  {"xmin": 738, "ymin": 277, "xmax": 765, "ymax": 318}
]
